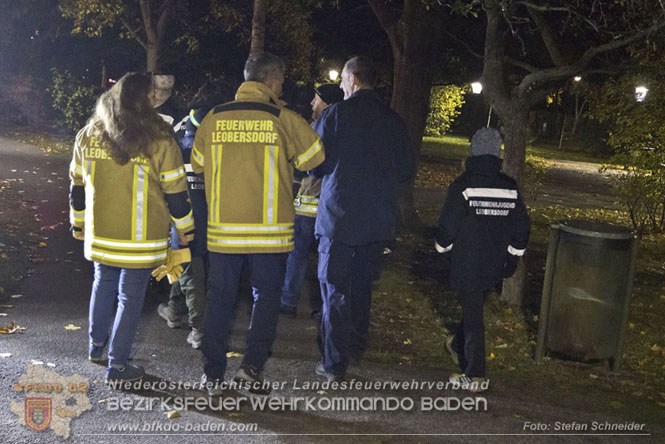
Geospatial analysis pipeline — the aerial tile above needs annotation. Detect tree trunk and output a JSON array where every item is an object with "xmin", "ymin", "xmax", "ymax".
[
  {"xmin": 146, "ymin": 41, "xmax": 159, "ymax": 72},
  {"xmin": 390, "ymin": 45, "xmax": 433, "ymax": 230},
  {"xmin": 498, "ymin": 103, "xmax": 529, "ymax": 307},
  {"xmin": 250, "ymin": 0, "xmax": 269, "ymax": 56}
]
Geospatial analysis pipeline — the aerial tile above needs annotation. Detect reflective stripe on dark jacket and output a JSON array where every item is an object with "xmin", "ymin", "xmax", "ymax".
[{"xmin": 435, "ymin": 155, "xmax": 530, "ymax": 292}]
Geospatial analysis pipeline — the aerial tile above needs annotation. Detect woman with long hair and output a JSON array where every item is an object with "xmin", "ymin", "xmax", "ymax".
[{"xmin": 69, "ymin": 72, "xmax": 194, "ymax": 384}]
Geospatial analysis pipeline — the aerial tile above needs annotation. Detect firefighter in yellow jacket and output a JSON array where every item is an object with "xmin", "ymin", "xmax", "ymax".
[
  {"xmin": 191, "ymin": 52, "xmax": 324, "ymax": 394},
  {"xmin": 69, "ymin": 72, "xmax": 194, "ymax": 385}
]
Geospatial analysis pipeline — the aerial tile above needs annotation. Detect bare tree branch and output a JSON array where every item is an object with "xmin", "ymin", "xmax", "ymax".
[
  {"xmin": 367, "ymin": 0, "xmax": 400, "ymax": 47},
  {"xmin": 526, "ymin": 5, "xmax": 567, "ymax": 66},
  {"xmin": 139, "ymin": 0, "xmax": 155, "ymax": 42},
  {"xmin": 518, "ymin": 18, "xmax": 665, "ymax": 96},
  {"xmin": 156, "ymin": 0, "xmax": 176, "ymax": 47}
]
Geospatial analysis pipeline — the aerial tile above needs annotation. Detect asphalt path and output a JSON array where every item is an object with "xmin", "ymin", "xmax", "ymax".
[{"xmin": 0, "ymin": 136, "xmax": 662, "ymax": 443}]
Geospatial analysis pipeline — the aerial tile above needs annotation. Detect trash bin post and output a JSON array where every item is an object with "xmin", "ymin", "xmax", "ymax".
[
  {"xmin": 535, "ymin": 225, "xmax": 561, "ymax": 361},
  {"xmin": 611, "ymin": 236, "xmax": 640, "ymax": 372}
]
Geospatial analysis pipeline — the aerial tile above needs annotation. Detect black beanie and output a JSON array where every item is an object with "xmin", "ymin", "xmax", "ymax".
[{"xmin": 315, "ymin": 83, "xmax": 344, "ymax": 105}]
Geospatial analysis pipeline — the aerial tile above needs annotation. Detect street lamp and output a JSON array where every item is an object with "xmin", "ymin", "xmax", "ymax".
[
  {"xmin": 329, "ymin": 69, "xmax": 339, "ymax": 82},
  {"xmin": 635, "ymin": 86, "xmax": 648, "ymax": 102},
  {"xmin": 471, "ymin": 81, "xmax": 492, "ymax": 127}
]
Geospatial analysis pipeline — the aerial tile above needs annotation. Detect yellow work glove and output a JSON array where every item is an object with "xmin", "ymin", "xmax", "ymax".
[
  {"xmin": 71, "ymin": 226, "xmax": 84, "ymax": 240},
  {"xmin": 151, "ymin": 248, "xmax": 191, "ymax": 284}
]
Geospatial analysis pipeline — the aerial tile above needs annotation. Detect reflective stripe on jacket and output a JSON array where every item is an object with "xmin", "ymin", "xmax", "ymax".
[
  {"xmin": 191, "ymin": 81, "xmax": 325, "ymax": 254},
  {"xmin": 69, "ymin": 123, "xmax": 192, "ymax": 269}
]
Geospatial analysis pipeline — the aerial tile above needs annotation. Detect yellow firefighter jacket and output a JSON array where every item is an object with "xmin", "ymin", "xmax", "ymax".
[
  {"xmin": 69, "ymin": 124, "xmax": 194, "ymax": 269},
  {"xmin": 191, "ymin": 81, "xmax": 325, "ymax": 254}
]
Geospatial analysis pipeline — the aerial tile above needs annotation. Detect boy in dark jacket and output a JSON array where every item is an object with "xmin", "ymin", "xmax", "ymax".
[{"xmin": 435, "ymin": 127, "xmax": 530, "ymax": 391}]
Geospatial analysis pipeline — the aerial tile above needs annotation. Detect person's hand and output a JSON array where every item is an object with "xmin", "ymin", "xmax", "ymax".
[{"xmin": 503, "ymin": 255, "xmax": 519, "ymax": 278}]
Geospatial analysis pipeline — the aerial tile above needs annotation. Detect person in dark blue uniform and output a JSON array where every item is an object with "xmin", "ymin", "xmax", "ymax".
[
  {"xmin": 311, "ymin": 56, "xmax": 415, "ymax": 381},
  {"xmin": 436, "ymin": 127, "xmax": 530, "ymax": 392},
  {"xmin": 280, "ymin": 83, "xmax": 344, "ymax": 321},
  {"xmin": 156, "ymin": 106, "xmax": 210, "ymax": 348}
]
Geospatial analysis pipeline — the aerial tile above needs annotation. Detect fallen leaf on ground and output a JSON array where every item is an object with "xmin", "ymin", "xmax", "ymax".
[
  {"xmin": 166, "ymin": 410, "xmax": 180, "ymax": 419},
  {"xmin": 0, "ymin": 305, "xmax": 14, "ymax": 308},
  {"xmin": 317, "ymin": 390, "xmax": 327, "ymax": 395},
  {"xmin": 0, "ymin": 322, "xmax": 20, "ymax": 334},
  {"xmin": 629, "ymin": 323, "xmax": 635, "ymax": 329},
  {"xmin": 650, "ymin": 344, "xmax": 661, "ymax": 352},
  {"xmin": 98, "ymin": 398, "xmax": 110, "ymax": 404},
  {"xmin": 31, "ymin": 360, "xmax": 44, "ymax": 365},
  {"xmin": 228, "ymin": 412, "xmax": 243, "ymax": 418},
  {"xmin": 495, "ymin": 344, "xmax": 508, "ymax": 349},
  {"xmin": 226, "ymin": 352, "xmax": 243, "ymax": 358},
  {"xmin": 64, "ymin": 324, "xmax": 82, "ymax": 331},
  {"xmin": 0, "ymin": 313, "xmax": 8, "ymax": 317},
  {"xmin": 488, "ymin": 353, "xmax": 496, "ymax": 360},
  {"xmin": 0, "ymin": 353, "xmax": 11, "ymax": 358},
  {"xmin": 589, "ymin": 374, "xmax": 599, "ymax": 379},
  {"xmin": 403, "ymin": 338, "xmax": 412, "ymax": 345},
  {"xmin": 39, "ymin": 242, "xmax": 47, "ymax": 247},
  {"xmin": 640, "ymin": 331, "xmax": 646, "ymax": 336},
  {"xmin": 10, "ymin": 294, "xmax": 23, "ymax": 299}
]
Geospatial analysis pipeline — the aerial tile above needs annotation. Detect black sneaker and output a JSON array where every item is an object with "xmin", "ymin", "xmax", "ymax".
[
  {"xmin": 200, "ymin": 373, "xmax": 225, "ymax": 397},
  {"xmin": 279, "ymin": 304, "xmax": 297, "ymax": 318},
  {"xmin": 234, "ymin": 364, "xmax": 271, "ymax": 395}
]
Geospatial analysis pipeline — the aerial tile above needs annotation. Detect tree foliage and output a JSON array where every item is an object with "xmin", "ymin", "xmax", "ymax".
[
  {"xmin": 589, "ymin": 50, "xmax": 665, "ymax": 233},
  {"xmin": 48, "ymin": 68, "xmax": 97, "ymax": 131},
  {"xmin": 424, "ymin": 85, "xmax": 466, "ymax": 137}
]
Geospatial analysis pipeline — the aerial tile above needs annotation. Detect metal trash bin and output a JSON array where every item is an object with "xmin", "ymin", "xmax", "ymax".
[{"xmin": 535, "ymin": 220, "xmax": 639, "ymax": 370}]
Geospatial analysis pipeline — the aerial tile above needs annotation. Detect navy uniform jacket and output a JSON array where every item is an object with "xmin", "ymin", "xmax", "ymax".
[
  {"xmin": 436, "ymin": 155, "xmax": 530, "ymax": 292},
  {"xmin": 171, "ymin": 108, "xmax": 208, "ymax": 257},
  {"xmin": 311, "ymin": 89, "xmax": 415, "ymax": 246}
]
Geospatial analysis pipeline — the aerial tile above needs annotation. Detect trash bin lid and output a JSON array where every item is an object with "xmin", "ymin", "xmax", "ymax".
[{"xmin": 552, "ymin": 220, "xmax": 635, "ymax": 240}]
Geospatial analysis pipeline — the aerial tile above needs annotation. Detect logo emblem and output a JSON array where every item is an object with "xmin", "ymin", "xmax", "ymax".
[{"xmin": 25, "ymin": 398, "xmax": 52, "ymax": 432}]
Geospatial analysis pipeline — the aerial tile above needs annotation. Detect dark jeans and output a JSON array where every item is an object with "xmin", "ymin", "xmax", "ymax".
[
  {"xmin": 317, "ymin": 237, "xmax": 383, "ymax": 376},
  {"xmin": 281, "ymin": 215, "xmax": 321, "ymax": 312},
  {"xmin": 451, "ymin": 290, "xmax": 489, "ymax": 378},
  {"xmin": 202, "ymin": 252, "xmax": 287, "ymax": 379}
]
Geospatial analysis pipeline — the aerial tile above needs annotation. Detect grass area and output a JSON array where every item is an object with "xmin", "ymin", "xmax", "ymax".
[{"xmin": 423, "ymin": 134, "xmax": 616, "ymax": 165}]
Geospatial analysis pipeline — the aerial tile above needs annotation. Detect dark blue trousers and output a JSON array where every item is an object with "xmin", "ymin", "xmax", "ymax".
[
  {"xmin": 281, "ymin": 215, "xmax": 320, "ymax": 310},
  {"xmin": 451, "ymin": 290, "xmax": 488, "ymax": 378},
  {"xmin": 317, "ymin": 237, "xmax": 383, "ymax": 376},
  {"xmin": 202, "ymin": 252, "xmax": 287, "ymax": 379}
]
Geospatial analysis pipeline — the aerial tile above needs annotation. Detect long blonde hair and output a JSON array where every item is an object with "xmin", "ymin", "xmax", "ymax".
[{"xmin": 90, "ymin": 72, "xmax": 172, "ymax": 165}]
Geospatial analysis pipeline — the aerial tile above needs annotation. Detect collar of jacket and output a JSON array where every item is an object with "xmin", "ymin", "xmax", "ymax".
[
  {"xmin": 348, "ymin": 88, "xmax": 381, "ymax": 101},
  {"xmin": 235, "ymin": 81, "xmax": 282, "ymax": 106},
  {"xmin": 465, "ymin": 154, "xmax": 503, "ymax": 174}
]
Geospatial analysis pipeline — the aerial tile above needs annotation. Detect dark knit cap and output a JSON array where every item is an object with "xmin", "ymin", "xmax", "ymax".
[
  {"xmin": 315, "ymin": 83, "xmax": 344, "ymax": 105},
  {"xmin": 470, "ymin": 127, "xmax": 502, "ymax": 157}
]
